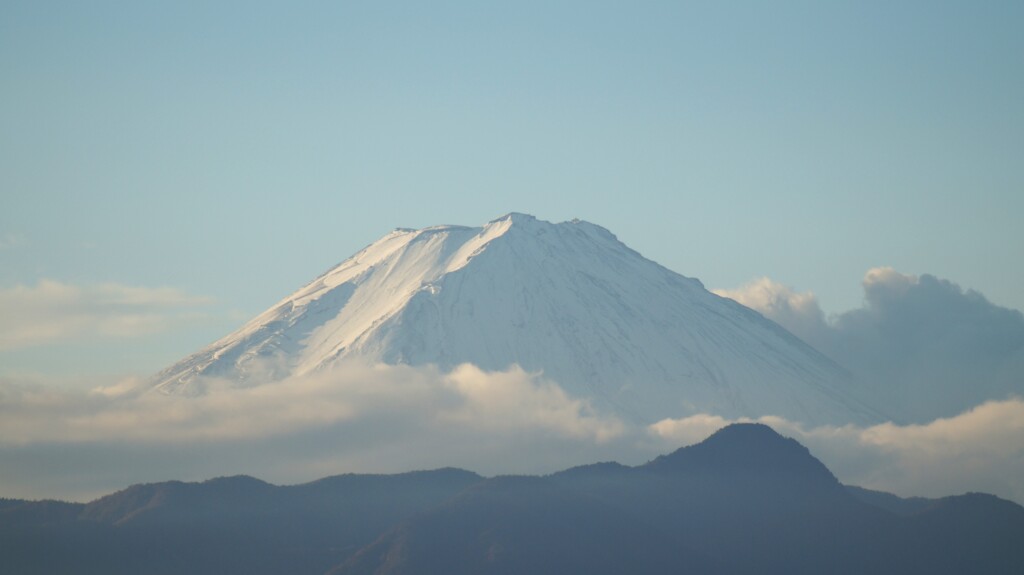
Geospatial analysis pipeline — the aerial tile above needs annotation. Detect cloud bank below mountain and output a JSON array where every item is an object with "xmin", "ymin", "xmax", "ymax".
[
  {"xmin": 1, "ymin": 363, "xmax": 1021, "ymax": 505},
  {"xmin": 0, "ymin": 363, "xmax": 628, "ymax": 501}
]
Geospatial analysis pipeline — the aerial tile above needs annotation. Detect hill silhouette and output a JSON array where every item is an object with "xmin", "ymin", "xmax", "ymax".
[{"xmin": 2, "ymin": 424, "xmax": 1021, "ymax": 574}]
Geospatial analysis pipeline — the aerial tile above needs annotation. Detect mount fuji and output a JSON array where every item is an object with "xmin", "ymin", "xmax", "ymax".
[{"xmin": 153, "ymin": 213, "xmax": 875, "ymax": 426}]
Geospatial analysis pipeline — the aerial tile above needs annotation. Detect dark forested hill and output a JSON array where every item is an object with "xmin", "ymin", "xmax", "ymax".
[
  {"xmin": 2, "ymin": 424, "xmax": 1022, "ymax": 575},
  {"xmin": 0, "ymin": 468, "xmax": 482, "ymax": 575}
]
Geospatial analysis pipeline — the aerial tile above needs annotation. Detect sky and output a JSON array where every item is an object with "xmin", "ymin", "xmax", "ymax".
[{"xmin": 1, "ymin": 1, "xmax": 1023, "ymax": 501}]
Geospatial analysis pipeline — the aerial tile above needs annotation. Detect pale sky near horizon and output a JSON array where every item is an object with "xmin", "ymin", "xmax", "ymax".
[{"xmin": 2, "ymin": 0, "xmax": 1022, "ymax": 380}]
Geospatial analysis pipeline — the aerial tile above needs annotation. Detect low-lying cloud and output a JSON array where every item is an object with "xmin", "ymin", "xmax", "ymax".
[
  {"xmin": 0, "ymin": 363, "xmax": 628, "ymax": 501},
  {"xmin": 2, "ymin": 362, "xmax": 1022, "ymax": 507},
  {"xmin": 0, "ymin": 363, "xmax": 622, "ymax": 445},
  {"xmin": 0, "ymin": 279, "xmax": 215, "ymax": 350},
  {"xmin": 715, "ymin": 268, "xmax": 1024, "ymax": 423}
]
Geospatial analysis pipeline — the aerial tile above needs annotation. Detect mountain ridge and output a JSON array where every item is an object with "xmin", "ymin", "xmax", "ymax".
[{"xmin": 3, "ymin": 423, "xmax": 1022, "ymax": 574}]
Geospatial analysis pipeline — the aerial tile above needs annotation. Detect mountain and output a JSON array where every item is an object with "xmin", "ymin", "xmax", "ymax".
[
  {"xmin": 153, "ymin": 213, "xmax": 873, "ymax": 425},
  {"xmin": 337, "ymin": 424, "xmax": 1024, "ymax": 575},
  {"xmin": 642, "ymin": 422, "xmax": 839, "ymax": 485},
  {"xmin": 0, "ymin": 469, "xmax": 482, "ymax": 575},
  {"xmin": 330, "ymin": 475, "xmax": 713, "ymax": 575},
  {"xmin": 3, "ymin": 424, "xmax": 1022, "ymax": 574}
]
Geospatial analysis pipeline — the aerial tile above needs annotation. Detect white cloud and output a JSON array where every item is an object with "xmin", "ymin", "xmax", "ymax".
[
  {"xmin": 439, "ymin": 364, "xmax": 625, "ymax": 442},
  {"xmin": 3, "ymin": 361, "xmax": 1021, "ymax": 506},
  {"xmin": 0, "ymin": 279, "xmax": 215, "ymax": 350},
  {"xmin": 715, "ymin": 268, "xmax": 1024, "ymax": 424},
  {"xmin": 861, "ymin": 266, "xmax": 916, "ymax": 296},
  {"xmin": 0, "ymin": 362, "xmax": 630, "ymax": 500},
  {"xmin": 647, "ymin": 412, "xmax": 738, "ymax": 445},
  {"xmin": 712, "ymin": 277, "xmax": 829, "ymax": 345},
  {"xmin": 0, "ymin": 362, "xmax": 623, "ymax": 445}
]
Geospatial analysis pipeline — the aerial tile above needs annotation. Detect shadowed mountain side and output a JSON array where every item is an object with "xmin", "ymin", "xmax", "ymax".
[
  {"xmin": 910, "ymin": 493, "xmax": 1024, "ymax": 573},
  {"xmin": 553, "ymin": 423, "xmax": 849, "ymax": 522},
  {"xmin": 544, "ymin": 424, "xmax": 904, "ymax": 574},
  {"xmin": 644, "ymin": 422, "xmax": 839, "ymax": 480},
  {"xmin": 79, "ymin": 474, "xmax": 276, "ymax": 525},
  {"xmin": 333, "ymin": 424, "xmax": 1024, "ymax": 575},
  {"xmin": 0, "ymin": 469, "xmax": 482, "ymax": 575},
  {"xmin": 2, "ymin": 425, "xmax": 1022, "ymax": 575},
  {"xmin": 329, "ymin": 475, "xmax": 717, "ymax": 575},
  {"xmin": 845, "ymin": 485, "xmax": 936, "ymax": 516}
]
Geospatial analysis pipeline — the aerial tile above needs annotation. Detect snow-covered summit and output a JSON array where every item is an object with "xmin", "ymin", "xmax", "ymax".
[{"xmin": 152, "ymin": 213, "xmax": 875, "ymax": 426}]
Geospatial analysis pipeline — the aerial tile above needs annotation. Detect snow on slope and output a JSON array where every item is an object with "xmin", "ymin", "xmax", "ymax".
[{"xmin": 152, "ymin": 213, "xmax": 876, "ymax": 426}]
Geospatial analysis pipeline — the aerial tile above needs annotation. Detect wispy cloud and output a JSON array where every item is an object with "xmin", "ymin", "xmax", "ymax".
[
  {"xmin": 715, "ymin": 268, "xmax": 1024, "ymax": 424},
  {"xmin": 0, "ymin": 279, "xmax": 215, "ymax": 350},
  {"xmin": 0, "ymin": 232, "xmax": 27, "ymax": 251}
]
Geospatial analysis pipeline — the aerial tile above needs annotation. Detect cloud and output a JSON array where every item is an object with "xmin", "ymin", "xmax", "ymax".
[
  {"xmin": 440, "ymin": 364, "xmax": 625, "ymax": 442},
  {"xmin": 0, "ymin": 279, "xmax": 215, "ymax": 350},
  {"xmin": 715, "ymin": 268, "xmax": 1024, "ymax": 424},
  {"xmin": 0, "ymin": 232, "xmax": 27, "ymax": 251},
  {"xmin": 0, "ymin": 363, "xmax": 629, "ymax": 501},
  {"xmin": 648, "ymin": 398, "xmax": 1024, "ymax": 504},
  {"xmin": 0, "ymin": 363, "xmax": 622, "ymax": 446},
  {"xmin": 2, "ymin": 362, "xmax": 1022, "ymax": 507},
  {"xmin": 712, "ymin": 277, "xmax": 829, "ymax": 345}
]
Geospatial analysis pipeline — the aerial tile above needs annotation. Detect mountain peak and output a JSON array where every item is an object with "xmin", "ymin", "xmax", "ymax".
[
  {"xmin": 644, "ymin": 423, "xmax": 839, "ymax": 487},
  {"xmin": 489, "ymin": 211, "xmax": 537, "ymax": 224},
  {"xmin": 703, "ymin": 422, "xmax": 785, "ymax": 444},
  {"xmin": 152, "ymin": 214, "xmax": 873, "ymax": 426}
]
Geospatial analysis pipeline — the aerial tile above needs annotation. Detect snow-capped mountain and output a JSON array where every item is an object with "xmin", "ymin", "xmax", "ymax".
[{"xmin": 153, "ymin": 213, "xmax": 875, "ymax": 426}]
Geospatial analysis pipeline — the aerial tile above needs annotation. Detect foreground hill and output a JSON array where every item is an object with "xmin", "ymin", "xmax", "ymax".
[
  {"xmin": 3, "ymin": 424, "xmax": 1021, "ymax": 574},
  {"xmin": 0, "ymin": 469, "xmax": 482, "ymax": 575}
]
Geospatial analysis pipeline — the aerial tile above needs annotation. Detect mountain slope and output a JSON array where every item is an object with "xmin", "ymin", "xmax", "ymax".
[
  {"xmin": 153, "ymin": 213, "xmax": 872, "ymax": 425},
  {"xmin": 330, "ymin": 475, "xmax": 714, "ymax": 575}
]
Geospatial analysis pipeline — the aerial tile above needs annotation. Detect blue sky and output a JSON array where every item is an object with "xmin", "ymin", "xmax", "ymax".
[{"xmin": 2, "ymin": 0, "xmax": 1022, "ymax": 380}]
